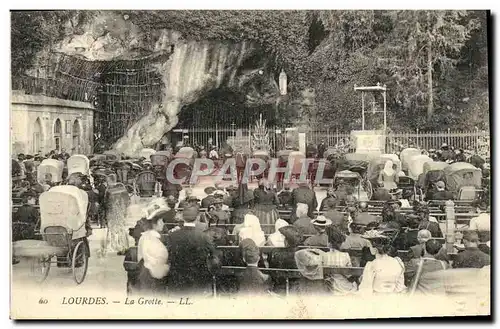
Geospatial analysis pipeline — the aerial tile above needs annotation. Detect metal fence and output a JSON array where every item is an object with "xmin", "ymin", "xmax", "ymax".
[
  {"xmin": 307, "ymin": 130, "xmax": 490, "ymax": 154},
  {"xmin": 177, "ymin": 127, "xmax": 490, "ymax": 155},
  {"xmin": 171, "ymin": 126, "xmax": 295, "ymax": 154}
]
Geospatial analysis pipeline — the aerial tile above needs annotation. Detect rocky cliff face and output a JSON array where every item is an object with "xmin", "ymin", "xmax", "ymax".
[
  {"xmin": 115, "ymin": 39, "xmax": 260, "ymax": 155},
  {"xmin": 27, "ymin": 11, "xmax": 289, "ymax": 156}
]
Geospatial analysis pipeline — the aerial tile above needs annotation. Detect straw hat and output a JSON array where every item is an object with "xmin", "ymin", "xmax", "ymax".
[{"xmin": 311, "ymin": 216, "xmax": 332, "ymax": 227}]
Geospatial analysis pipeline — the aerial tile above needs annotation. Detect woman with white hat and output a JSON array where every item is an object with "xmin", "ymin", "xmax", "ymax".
[
  {"xmin": 303, "ymin": 216, "xmax": 332, "ymax": 247},
  {"xmin": 136, "ymin": 209, "xmax": 170, "ymax": 295}
]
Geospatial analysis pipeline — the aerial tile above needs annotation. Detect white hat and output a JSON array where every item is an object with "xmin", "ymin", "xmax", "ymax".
[{"xmin": 311, "ymin": 216, "xmax": 332, "ymax": 227}]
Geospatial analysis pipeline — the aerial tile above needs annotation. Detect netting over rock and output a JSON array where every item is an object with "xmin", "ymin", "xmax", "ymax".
[{"xmin": 14, "ymin": 51, "xmax": 168, "ymax": 150}]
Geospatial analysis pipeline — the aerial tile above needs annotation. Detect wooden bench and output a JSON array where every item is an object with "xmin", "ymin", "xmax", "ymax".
[
  {"xmin": 214, "ymin": 266, "xmax": 416, "ymax": 296},
  {"xmin": 214, "ymin": 266, "xmax": 366, "ymax": 296},
  {"xmin": 216, "ymin": 245, "xmax": 330, "ymax": 253}
]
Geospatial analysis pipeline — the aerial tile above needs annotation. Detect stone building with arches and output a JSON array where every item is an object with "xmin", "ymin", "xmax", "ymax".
[{"xmin": 11, "ymin": 90, "xmax": 94, "ymax": 156}]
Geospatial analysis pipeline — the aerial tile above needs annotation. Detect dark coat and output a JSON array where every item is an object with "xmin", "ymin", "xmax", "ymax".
[
  {"xmin": 452, "ymin": 247, "xmax": 490, "ymax": 269},
  {"xmin": 269, "ymin": 248, "xmax": 298, "ymax": 269},
  {"xmin": 478, "ymin": 243, "xmax": 490, "ymax": 255},
  {"xmin": 398, "ymin": 229, "xmax": 420, "ymax": 250},
  {"xmin": 137, "ymin": 260, "xmax": 166, "ymax": 295},
  {"xmin": 13, "ymin": 204, "xmax": 38, "ymax": 226},
  {"xmin": 237, "ymin": 266, "xmax": 271, "ymax": 295},
  {"xmin": 123, "ymin": 247, "xmax": 140, "ymax": 294},
  {"xmin": 319, "ymin": 196, "xmax": 338, "ymax": 211},
  {"xmin": 293, "ymin": 216, "xmax": 317, "ymax": 236},
  {"xmin": 165, "ymin": 226, "xmax": 219, "ymax": 295},
  {"xmin": 372, "ymin": 188, "xmax": 392, "ymax": 201},
  {"xmin": 269, "ymin": 248, "xmax": 300, "ymax": 294},
  {"xmin": 290, "ymin": 186, "xmax": 318, "ymax": 221},
  {"xmin": 201, "ymin": 195, "xmax": 216, "ymax": 209},
  {"xmin": 254, "ymin": 188, "xmax": 279, "ymax": 206},
  {"xmin": 418, "ymin": 220, "xmax": 443, "ymax": 238},
  {"xmin": 30, "ymin": 183, "xmax": 45, "ymax": 195},
  {"xmin": 163, "ymin": 209, "xmax": 178, "ymax": 224},
  {"xmin": 440, "ymin": 150, "xmax": 454, "ymax": 162},
  {"xmin": 162, "ymin": 182, "xmax": 182, "ymax": 199},
  {"xmin": 278, "ymin": 191, "xmax": 293, "ymax": 207},
  {"xmin": 324, "ymin": 209, "xmax": 345, "ymax": 227},
  {"xmin": 429, "ymin": 190, "xmax": 454, "ymax": 201}
]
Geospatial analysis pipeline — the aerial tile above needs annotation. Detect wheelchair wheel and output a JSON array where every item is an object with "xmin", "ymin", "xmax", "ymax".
[
  {"xmin": 363, "ymin": 179, "xmax": 373, "ymax": 200},
  {"xmin": 72, "ymin": 241, "xmax": 89, "ymax": 284},
  {"xmin": 30, "ymin": 256, "xmax": 51, "ymax": 283}
]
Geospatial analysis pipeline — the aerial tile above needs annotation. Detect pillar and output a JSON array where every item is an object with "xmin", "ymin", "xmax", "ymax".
[{"xmin": 445, "ymin": 200, "xmax": 456, "ymax": 254}]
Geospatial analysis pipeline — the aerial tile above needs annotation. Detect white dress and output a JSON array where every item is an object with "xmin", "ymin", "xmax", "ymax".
[
  {"xmin": 137, "ymin": 230, "xmax": 169, "ymax": 279},
  {"xmin": 358, "ymin": 254, "xmax": 407, "ymax": 294},
  {"xmin": 379, "ymin": 172, "xmax": 398, "ymax": 190}
]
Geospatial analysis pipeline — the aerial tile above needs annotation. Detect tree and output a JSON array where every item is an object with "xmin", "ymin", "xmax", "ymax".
[
  {"xmin": 11, "ymin": 11, "xmax": 82, "ymax": 77},
  {"xmin": 374, "ymin": 11, "xmax": 480, "ymax": 120}
]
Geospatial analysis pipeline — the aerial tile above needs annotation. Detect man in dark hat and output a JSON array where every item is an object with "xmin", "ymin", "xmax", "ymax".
[
  {"xmin": 162, "ymin": 196, "xmax": 179, "ymax": 225},
  {"xmin": 454, "ymin": 149, "xmax": 467, "ymax": 163},
  {"xmin": 395, "ymin": 214, "xmax": 421, "ymax": 250},
  {"xmin": 201, "ymin": 186, "xmax": 217, "ymax": 209},
  {"xmin": 277, "ymin": 183, "xmax": 293, "ymax": 208},
  {"xmin": 162, "ymin": 179, "xmax": 183, "ymax": 200},
  {"xmin": 182, "ymin": 206, "xmax": 207, "ymax": 231},
  {"xmin": 237, "ymin": 239, "xmax": 271, "ymax": 295},
  {"xmin": 165, "ymin": 205, "xmax": 219, "ymax": 296},
  {"xmin": 320, "ymin": 188, "xmax": 338, "ymax": 211},
  {"xmin": 27, "ymin": 175, "xmax": 45, "ymax": 195},
  {"xmin": 222, "ymin": 185, "xmax": 236, "ymax": 207},
  {"xmin": 387, "ymin": 199, "xmax": 409, "ymax": 228},
  {"xmin": 440, "ymin": 143, "xmax": 454, "ymax": 162},
  {"xmin": 341, "ymin": 207, "xmax": 372, "ymax": 250},
  {"xmin": 211, "ymin": 195, "xmax": 230, "ymax": 226},
  {"xmin": 427, "ymin": 181, "xmax": 454, "ymax": 201},
  {"xmin": 317, "ymin": 140, "xmax": 326, "ymax": 159},
  {"xmin": 452, "ymin": 230, "xmax": 490, "ymax": 269},
  {"xmin": 417, "ymin": 205, "xmax": 442, "ymax": 238}
]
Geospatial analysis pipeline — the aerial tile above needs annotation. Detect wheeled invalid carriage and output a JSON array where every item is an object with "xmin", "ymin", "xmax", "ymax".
[{"xmin": 13, "ymin": 185, "xmax": 91, "ymax": 284}]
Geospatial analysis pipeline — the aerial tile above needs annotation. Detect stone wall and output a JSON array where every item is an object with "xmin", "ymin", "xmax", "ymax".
[{"xmin": 11, "ymin": 91, "xmax": 94, "ymax": 156}]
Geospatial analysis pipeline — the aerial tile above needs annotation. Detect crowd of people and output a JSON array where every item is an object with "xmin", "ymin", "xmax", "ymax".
[
  {"xmin": 124, "ymin": 177, "xmax": 490, "ymax": 297},
  {"xmin": 11, "ymin": 141, "xmax": 490, "ymax": 298}
]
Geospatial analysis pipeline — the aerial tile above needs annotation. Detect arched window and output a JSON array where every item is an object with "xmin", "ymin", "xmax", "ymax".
[
  {"xmin": 33, "ymin": 117, "xmax": 42, "ymax": 154},
  {"xmin": 53, "ymin": 119, "xmax": 62, "ymax": 151},
  {"xmin": 72, "ymin": 119, "xmax": 81, "ymax": 153}
]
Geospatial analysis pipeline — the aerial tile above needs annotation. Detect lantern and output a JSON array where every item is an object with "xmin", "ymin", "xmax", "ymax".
[{"xmin": 279, "ymin": 70, "xmax": 287, "ymax": 96}]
